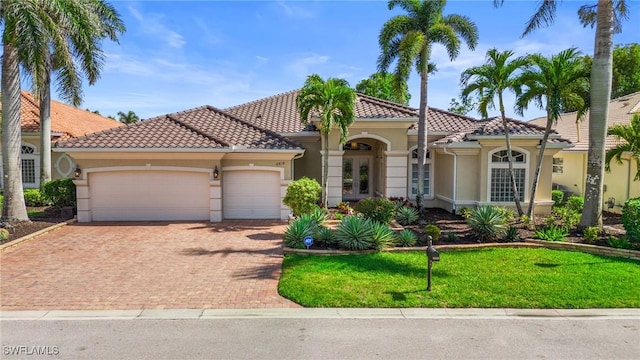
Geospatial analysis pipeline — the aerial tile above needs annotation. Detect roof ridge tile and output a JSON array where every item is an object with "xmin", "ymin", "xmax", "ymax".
[{"xmin": 166, "ymin": 113, "xmax": 230, "ymax": 147}]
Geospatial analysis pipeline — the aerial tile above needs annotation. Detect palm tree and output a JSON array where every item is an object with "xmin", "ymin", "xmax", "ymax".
[
  {"xmin": 34, "ymin": 0, "xmax": 124, "ymax": 186},
  {"xmin": 605, "ymin": 114, "xmax": 640, "ymax": 181},
  {"xmin": 493, "ymin": 0, "xmax": 629, "ymax": 227},
  {"xmin": 296, "ymin": 74, "xmax": 356, "ymax": 209},
  {"xmin": 460, "ymin": 49, "xmax": 529, "ymax": 216},
  {"xmin": 117, "ymin": 110, "xmax": 140, "ymax": 124},
  {"xmin": 378, "ymin": 0, "xmax": 478, "ymax": 209},
  {"xmin": 516, "ymin": 48, "xmax": 590, "ymax": 220}
]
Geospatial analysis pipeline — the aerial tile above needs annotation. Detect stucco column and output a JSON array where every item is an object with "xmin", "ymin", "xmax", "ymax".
[
  {"xmin": 210, "ymin": 180, "xmax": 222, "ymax": 222},
  {"xmin": 281, "ymin": 180, "xmax": 292, "ymax": 220},
  {"xmin": 73, "ymin": 179, "xmax": 91, "ymax": 222},
  {"xmin": 384, "ymin": 150, "xmax": 409, "ymax": 198},
  {"xmin": 322, "ymin": 150, "xmax": 345, "ymax": 207}
]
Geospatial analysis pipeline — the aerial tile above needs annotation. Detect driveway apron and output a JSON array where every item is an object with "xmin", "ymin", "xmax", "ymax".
[{"xmin": 1, "ymin": 221, "xmax": 300, "ymax": 310}]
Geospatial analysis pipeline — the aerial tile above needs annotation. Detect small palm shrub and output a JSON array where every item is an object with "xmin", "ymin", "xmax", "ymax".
[
  {"xmin": 395, "ymin": 229, "xmax": 417, "ymax": 247},
  {"xmin": 41, "ymin": 179, "xmax": 76, "ymax": 207},
  {"xmin": 534, "ymin": 225, "xmax": 569, "ymax": 242},
  {"xmin": 283, "ymin": 214, "xmax": 318, "ymax": 249},
  {"xmin": 424, "ymin": 224, "xmax": 441, "ymax": 242},
  {"xmin": 607, "ymin": 236, "xmax": 633, "ymax": 249},
  {"xmin": 458, "ymin": 207, "xmax": 472, "ymax": 219},
  {"xmin": 395, "ymin": 206, "xmax": 419, "ymax": 226},
  {"xmin": 583, "ymin": 226, "xmax": 599, "ymax": 244},
  {"xmin": 621, "ymin": 198, "xmax": 640, "ymax": 244},
  {"xmin": 520, "ymin": 214, "xmax": 531, "ymax": 228},
  {"xmin": 283, "ymin": 177, "xmax": 322, "ymax": 216},
  {"xmin": 565, "ymin": 195, "xmax": 584, "ymax": 213},
  {"xmin": 371, "ymin": 222, "xmax": 395, "ymax": 250},
  {"xmin": 335, "ymin": 215, "xmax": 375, "ymax": 250},
  {"xmin": 23, "ymin": 189, "xmax": 49, "ymax": 207},
  {"xmin": 551, "ymin": 190, "xmax": 564, "ymax": 207},
  {"xmin": 354, "ymin": 198, "xmax": 396, "ymax": 225},
  {"xmin": 315, "ymin": 227, "xmax": 335, "ymax": 248},
  {"xmin": 467, "ymin": 206, "xmax": 507, "ymax": 243},
  {"xmin": 503, "ymin": 226, "xmax": 520, "ymax": 242}
]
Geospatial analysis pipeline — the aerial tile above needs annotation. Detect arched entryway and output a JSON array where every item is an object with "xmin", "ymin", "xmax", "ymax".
[{"xmin": 341, "ymin": 136, "xmax": 389, "ymax": 201}]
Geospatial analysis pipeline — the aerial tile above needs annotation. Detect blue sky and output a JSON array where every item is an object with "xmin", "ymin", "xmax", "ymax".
[{"xmin": 57, "ymin": 0, "xmax": 640, "ymax": 121}]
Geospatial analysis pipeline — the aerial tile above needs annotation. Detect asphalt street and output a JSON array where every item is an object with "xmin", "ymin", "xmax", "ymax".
[{"xmin": 1, "ymin": 309, "xmax": 639, "ymax": 359}]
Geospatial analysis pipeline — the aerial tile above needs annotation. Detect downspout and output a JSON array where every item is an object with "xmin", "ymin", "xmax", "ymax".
[
  {"xmin": 443, "ymin": 146, "xmax": 457, "ymax": 213},
  {"xmin": 291, "ymin": 152, "xmax": 305, "ymax": 180},
  {"xmin": 627, "ymin": 156, "xmax": 631, "ymax": 201}
]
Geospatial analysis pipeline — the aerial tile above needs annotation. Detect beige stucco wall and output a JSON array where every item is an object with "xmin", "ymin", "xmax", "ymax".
[
  {"xmin": 326, "ymin": 122, "xmax": 411, "ymax": 151},
  {"xmin": 222, "ymin": 159, "xmax": 291, "ymax": 180},
  {"xmin": 455, "ymin": 153, "xmax": 481, "ymax": 203},
  {"xmin": 551, "ymin": 151, "xmax": 585, "ymax": 195},
  {"xmin": 293, "ymin": 140, "xmax": 322, "ymax": 182}
]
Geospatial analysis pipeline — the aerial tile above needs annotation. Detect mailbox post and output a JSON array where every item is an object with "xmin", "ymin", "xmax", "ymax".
[{"xmin": 426, "ymin": 236, "xmax": 440, "ymax": 291}]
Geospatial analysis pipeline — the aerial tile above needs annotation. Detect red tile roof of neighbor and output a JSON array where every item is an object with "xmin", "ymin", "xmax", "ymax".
[
  {"xmin": 529, "ymin": 91, "xmax": 640, "ymax": 151},
  {"xmin": 0, "ymin": 90, "xmax": 123, "ymax": 141},
  {"xmin": 56, "ymin": 105, "xmax": 303, "ymax": 150}
]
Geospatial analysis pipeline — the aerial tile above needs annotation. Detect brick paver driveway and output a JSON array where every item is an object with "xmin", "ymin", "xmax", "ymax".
[{"xmin": 1, "ymin": 221, "xmax": 300, "ymax": 310}]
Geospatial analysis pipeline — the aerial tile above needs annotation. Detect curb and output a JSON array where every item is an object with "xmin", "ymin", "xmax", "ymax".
[
  {"xmin": 0, "ymin": 218, "xmax": 76, "ymax": 253},
  {"xmin": 1, "ymin": 308, "xmax": 638, "ymax": 321}
]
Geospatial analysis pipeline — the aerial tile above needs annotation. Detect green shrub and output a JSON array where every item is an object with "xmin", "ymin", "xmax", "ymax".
[
  {"xmin": 467, "ymin": 206, "xmax": 507, "ymax": 243},
  {"xmin": 534, "ymin": 225, "xmax": 569, "ymax": 242},
  {"xmin": 315, "ymin": 227, "xmax": 335, "ymax": 248},
  {"xmin": 565, "ymin": 195, "xmax": 584, "ymax": 213},
  {"xmin": 446, "ymin": 232, "xmax": 459, "ymax": 242},
  {"xmin": 283, "ymin": 177, "xmax": 322, "ymax": 216},
  {"xmin": 621, "ymin": 198, "xmax": 640, "ymax": 244},
  {"xmin": 0, "ymin": 228, "xmax": 9, "ymax": 241},
  {"xmin": 23, "ymin": 189, "xmax": 49, "ymax": 207},
  {"xmin": 551, "ymin": 190, "xmax": 564, "ymax": 207},
  {"xmin": 283, "ymin": 214, "xmax": 318, "ymax": 249},
  {"xmin": 395, "ymin": 229, "xmax": 417, "ymax": 247},
  {"xmin": 395, "ymin": 206, "xmax": 419, "ymax": 226},
  {"xmin": 503, "ymin": 226, "xmax": 520, "ymax": 242},
  {"xmin": 335, "ymin": 215, "xmax": 375, "ymax": 250},
  {"xmin": 354, "ymin": 198, "xmax": 395, "ymax": 225},
  {"xmin": 371, "ymin": 222, "xmax": 395, "ymax": 250},
  {"xmin": 552, "ymin": 206, "xmax": 581, "ymax": 229},
  {"xmin": 607, "ymin": 236, "xmax": 633, "ymax": 249},
  {"xmin": 336, "ymin": 201, "xmax": 352, "ymax": 214},
  {"xmin": 333, "ymin": 213, "xmax": 344, "ymax": 221},
  {"xmin": 309, "ymin": 207, "xmax": 328, "ymax": 227},
  {"xmin": 583, "ymin": 226, "xmax": 599, "ymax": 244},
  {"xmin": 458, "ymin": 207, "xmax": 472, "ymax": 219},
  {"xmin": 520, "ymin": 214, "xmax": 531, "ymax": 228},
  {"xmin": 41, "ymin": 179, "xmax": 76, "ymax": 207},
  {"xmin": 424, "ymin": 224, "xmax": 441, "ymax": 242},
  {"xmin": 495, "ymin": 207, "xmax": 515, "ymax": 223}
]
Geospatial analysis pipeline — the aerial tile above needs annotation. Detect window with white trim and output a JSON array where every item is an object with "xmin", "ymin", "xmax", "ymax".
[
  {"xmin": 410, "ymin": 148, "xmax": 432, "ymax": 197},
  {"xmin": 21, "ymin": 144, "xmax": 39, "ymax": 187},
  {"xmin": 552, "ymin": 157, "xmax": 563, "ymax": 174},
  {"xmin": 490, "ymin": 149, "xmax": 526, "ymax": 202}
]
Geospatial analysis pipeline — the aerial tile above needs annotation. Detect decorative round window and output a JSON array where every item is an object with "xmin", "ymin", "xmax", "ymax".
[{"xmin": 55, "ymin": 154, "xmax": 75, "ymax": 178}]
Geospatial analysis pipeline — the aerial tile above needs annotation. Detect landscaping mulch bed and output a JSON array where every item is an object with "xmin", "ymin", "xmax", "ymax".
[{"xmin": 1, "ymin": 207, "xmax": 71, "ymax": 245}]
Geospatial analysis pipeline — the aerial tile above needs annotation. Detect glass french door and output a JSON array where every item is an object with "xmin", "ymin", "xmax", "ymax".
[{"xmin": 342, "ymin": 157, "xmax": 372, "ymax": 200}]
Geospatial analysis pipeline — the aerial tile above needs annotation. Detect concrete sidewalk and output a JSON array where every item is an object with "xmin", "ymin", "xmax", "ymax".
[{"xmin": 2, "ymin": 308, "xmax": 638, "ymax": 320}]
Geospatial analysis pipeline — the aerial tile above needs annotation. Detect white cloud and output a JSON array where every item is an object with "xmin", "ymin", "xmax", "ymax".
[
  {"xmin": 255, "ymin": 56, "xmax": 269, "ymax": 66},
  {"xmin": 127, "ymin": 6, "xmax": 186, "ymax": 49},
  {"xmin": 287, "ymin": 54, "xmax": 330, "ymax": 78},
  {"xmin": 276, "ymin": 1, "xmax": 315, "ymax": 19}
]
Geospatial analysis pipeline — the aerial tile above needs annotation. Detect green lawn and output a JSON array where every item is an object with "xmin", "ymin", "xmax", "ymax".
[{"xmin": 279, "ymin": 248, "xmax": 640, "ymax": 308}]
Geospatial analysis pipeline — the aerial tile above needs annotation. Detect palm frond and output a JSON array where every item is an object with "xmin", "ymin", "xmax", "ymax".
[{"xmin": 523, "ymin": 0, "xmax": 557, "ymax": 36}]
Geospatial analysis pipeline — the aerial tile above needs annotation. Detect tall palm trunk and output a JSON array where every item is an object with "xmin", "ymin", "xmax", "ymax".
[
  {"xmin": 416, "ymin": 47, "xmax": 429, "ymax": 210},
  {"xmin": 39, "ymin": 57, "xmax": 52, "ymax": 186},
  {"xmin": 499, "ymin": 93, "xmax": 524, "ymax": 216},
  {"xmin": 322, "ymin": 132, "xmax": 329, "ymax": 209},
  {"xmin": 1, "ymin": 42, "xmax": 29, "ymax": 223},
  {"xmin": 581, "ymin": 0, "xmax": 614, "ymax": 228},
  {"xmin": 527, "ymin": 111, "xmax": 553, "ymax": 220}
]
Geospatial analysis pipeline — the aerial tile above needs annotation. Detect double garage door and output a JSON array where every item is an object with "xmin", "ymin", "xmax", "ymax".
[{"xmin": 89, "ymin": 170, "xmax": 280, "ymax": 221}]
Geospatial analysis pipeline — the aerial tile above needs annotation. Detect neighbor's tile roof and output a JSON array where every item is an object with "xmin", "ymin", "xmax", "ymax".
[
  {"xmin": 55, "ymin": 106, "xmax": 302, "ymax": 150},
  {"xmin": 0, "ymin": 90, "xmax": 123, "ymax": 141},
  {"xmin": 224, "ymin": 90, "xmax": 420, "ymax": 133},
  {"xmin": 529, "ymin": 91, "xmax": 640, "ymax": 151}
]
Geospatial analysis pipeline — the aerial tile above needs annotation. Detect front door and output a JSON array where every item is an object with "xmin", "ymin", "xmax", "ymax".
[{"xmin": 342, "ymin": 156, "xmax": 372, "ymax": 200}]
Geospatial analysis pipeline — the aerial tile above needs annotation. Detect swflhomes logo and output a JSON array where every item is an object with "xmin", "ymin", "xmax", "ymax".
[{"xmin": 3, "ymin": 345, "xmax": 60, "ymax": 356}]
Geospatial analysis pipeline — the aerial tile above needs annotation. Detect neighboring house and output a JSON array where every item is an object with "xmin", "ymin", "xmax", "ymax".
[
  {"xmin": 55, "ymin": 90, "xmax": 571, "ymax": 222},
  {"xmin": 0, "ymin": 90, "xmax": 123, "ymax": 189},
  {"xmin": 530, "ymin": 91, "xmax": 640, "ymax": 213}
]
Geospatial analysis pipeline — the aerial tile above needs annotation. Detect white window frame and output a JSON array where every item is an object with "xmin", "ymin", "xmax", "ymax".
[
  {"xmin": 552, "ymin": 157, "xmax": 563, "ymax": 174},
  {"xmin": 408, "ymin": 146, "xmax": 433, "ymax": 198},
  {"xmin": 20, "ymin": 142, "xmax": 40, "ymax": 188},
  {"xmin": 488, "ymin": 148, "xmax": 528, "ymax": 203}
]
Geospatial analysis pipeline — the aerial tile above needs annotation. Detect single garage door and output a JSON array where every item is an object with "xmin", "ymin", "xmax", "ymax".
[
  {"xmin": 223, "ymin": 170, "xmax": 281, "ymax": 219},
  {"xmin": 90, "ymin": 170, "xmax": 210, "ymax": 221}
]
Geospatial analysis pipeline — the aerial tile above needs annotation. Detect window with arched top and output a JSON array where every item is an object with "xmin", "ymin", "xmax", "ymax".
[
  {"xmin": 409, "ymin": 148, "xmax": 432, "ymax": 197},
  {"xmin": 20, "ymin": 143, "xmax": 39, "ymax": 187},
  {"xmin": 489, "ymin": 149, "xmax": 527, "ymax": 202}
]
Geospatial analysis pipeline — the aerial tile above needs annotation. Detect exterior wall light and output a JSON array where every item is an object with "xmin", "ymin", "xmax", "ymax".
[
  {"xmin": 74, "ymin": 167, "xmax": 82, "ymax": 178},
  {"xmin": 213, "ymin": 166, "xmax": 219, "ymax": 179}
]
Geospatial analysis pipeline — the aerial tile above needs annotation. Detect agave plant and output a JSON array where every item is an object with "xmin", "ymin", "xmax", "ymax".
[
  {"xmin": 395, "ymin": 229, "xmax": 417, "ymax": 247},
  {"xmin": 309, "ymin": 207, "xmax": 328, "ymax": 227},
  {"xmin": 315, "ymin": 227, "xmax": 335, "ymax": 248},
  {"xmin": 395, "ymin": 206, "xmax": 419, "ymax": 226},
  {"xmin": 283, "ymin": 214, "xmax": 318, "ymax": 249},
  {"xmin": 371, "ymin": 222, "xmax": 395, "ymax": 250},
  {"xmin": 467, "ymin": 206, "xmax": 507, "ymax": 243},
  {"xmin": 503, "ymin": 226, "xmax": 520, "ymax": 243},
  {"xmin": 335, "ymin": 215, "xmax": 375, "ymax": 250}
]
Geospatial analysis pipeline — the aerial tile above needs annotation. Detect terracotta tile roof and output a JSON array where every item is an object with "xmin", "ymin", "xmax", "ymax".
[
  {"xmin": 224, "ymin": 90, "xmax": 420, "ymax": 133},
  {"xmin": 56, "ymin": 106, "xmax": 302, "ymax": 150},
  {"xmin": 529, "ymin": 91, "xmax": 640, "ymax": 151},
  {"xmin": 408, "ymin": 108, "xmax": 478, "ymax": 133},
  {"xmin": 0, "ymin": 90, "xmax": 123, "ymax": 141}
]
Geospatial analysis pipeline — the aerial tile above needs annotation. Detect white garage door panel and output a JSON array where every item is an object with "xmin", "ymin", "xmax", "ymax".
[
  {"xmin": 223, "ymin": 170, "xmax": 280, "ymax": 219},
  {"xmin": 91, "ymin": 171, "xmax": 209, "ymax": 221}
]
